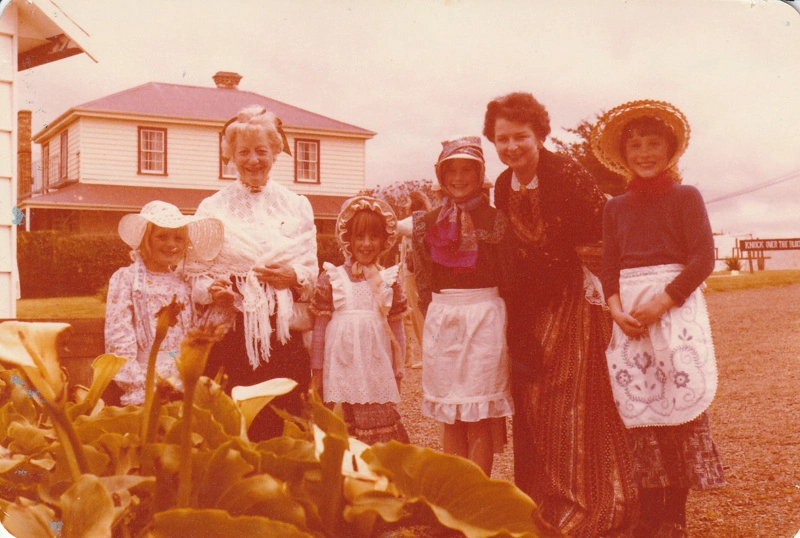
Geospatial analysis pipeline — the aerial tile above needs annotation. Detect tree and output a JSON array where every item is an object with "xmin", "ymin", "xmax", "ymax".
[
  {"xmin": 358, "ymin": 179, "xmax": 441, "ymax": 219},
  {"xmin": 552, "ymin": 118, "xmax": 627, "ymax": 197}
]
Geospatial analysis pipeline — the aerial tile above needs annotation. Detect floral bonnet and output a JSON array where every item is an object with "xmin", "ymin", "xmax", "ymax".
[{"xmin": 335, "ymin": 196, "xmax": 398, "ymax": 261}]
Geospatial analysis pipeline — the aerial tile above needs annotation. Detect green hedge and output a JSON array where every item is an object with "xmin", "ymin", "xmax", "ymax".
[
  {"xmin": 18, "ymin": 231, "xmax": 131, "ymax": 298},
  {"xmin": 18, "ymin": 232, "xmax": 349, "ymax": 299}
]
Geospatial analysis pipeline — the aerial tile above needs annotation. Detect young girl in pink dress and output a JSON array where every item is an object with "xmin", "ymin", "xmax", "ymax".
[
  {"xmin": 592, "ymin": 100, "xmax": 726, "ymax": 537},
  {"xmin": 105, "ymin": 201, "xmax": 224, "ymax": 405},
  {"xmin": 310, "ymin": 196, "xmax": 409, "ymax": 444}
]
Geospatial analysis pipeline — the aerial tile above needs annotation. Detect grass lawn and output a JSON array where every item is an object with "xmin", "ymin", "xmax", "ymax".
[
  {"xmin": 16, "ymin": 296, "xmax": 106, "ymax": 319},
  {"xmin": 14, "ymin": 269, "xmax": 800, "ymax": 319},
  {"xmin": 705, "ymin": 268, "xmax": 800, "ymax": 292}
]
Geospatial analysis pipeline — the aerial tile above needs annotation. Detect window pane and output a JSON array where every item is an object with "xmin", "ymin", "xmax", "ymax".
[
  {"xmin": 295, "ymin": 140, "xmax": 319, "ymax": 182},
  {"xmin": 140, "ymin": 129, "xmax": 165, "ymax": 173}
]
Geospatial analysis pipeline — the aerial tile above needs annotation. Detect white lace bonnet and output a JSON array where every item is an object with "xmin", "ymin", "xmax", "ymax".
[
  {"xmin": 118, "ymin": 200, "xmax": 225, "ymax": 261},
  {"xmin": 335, "ymin": 196, "xmax": 398, "ymax": 260}
]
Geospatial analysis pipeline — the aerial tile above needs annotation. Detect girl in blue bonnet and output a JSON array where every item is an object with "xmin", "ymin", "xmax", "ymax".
[{"xmin": 412, "ymin": 136, "xmax": 515, "ymax": 476}]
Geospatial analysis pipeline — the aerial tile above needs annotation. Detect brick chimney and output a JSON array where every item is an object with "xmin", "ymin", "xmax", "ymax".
[
  {"xmin": 212, "ymin": 71, "xmax": 242, "ymax": 90},
  {"xmin": 17, "ymin": 110, "xmax": 32, "ymax": 199}
]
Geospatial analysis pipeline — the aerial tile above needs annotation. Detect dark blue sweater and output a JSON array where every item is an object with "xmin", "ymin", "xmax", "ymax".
[{"xmin": 600, "ymin": 183, "xmax": 715, "ymax": 305}]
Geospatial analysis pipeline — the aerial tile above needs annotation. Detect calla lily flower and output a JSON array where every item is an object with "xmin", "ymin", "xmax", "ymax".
[
  {"xmin": 312, "ymin": 425, "xmax": 385, "ymax": 482},
  {"xmin": 231, "ymin": 378, "xmax": 298, "ymax": 435},
  {"xmin": 175, "ymin": 324, "xmax": 227, "ymax": 388},
  {"xmin": 0, "ymin": 321, "xmax": 70, "ymax": 403}
]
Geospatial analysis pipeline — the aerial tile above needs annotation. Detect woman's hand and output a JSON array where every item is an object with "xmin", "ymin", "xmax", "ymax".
[
  {"xmin": 208, "ymin": 279, "xmax": 235, "ymax": 308},
  {"xmin": 630, "ymin": 291, "xmax": 675, "ymax": 327},
  {"xmin": 607, "ymin": 293, "xmax": 646, "ymax": 338},
  {"xmin": 253, "ymin": 264, "xmax": 298, "ymax": 289}
]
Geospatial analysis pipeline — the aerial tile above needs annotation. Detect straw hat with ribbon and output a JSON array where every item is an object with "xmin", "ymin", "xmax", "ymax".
[
  {"xmin": 118, "ymin": 200, "xmax": 225, "ymax": 261},
  {"xmin": 590, "ymin": 100, "xmax": 691, "ymax": 180}
]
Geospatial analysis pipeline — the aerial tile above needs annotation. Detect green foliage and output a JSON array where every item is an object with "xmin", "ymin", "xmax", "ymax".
[
  {"xmin": 359, "ymin": 179, "xmax": 442, "ymax": 219},
  {"xmin": 317, "ymin": 234, "xmax": 344, "ymax": 269},
  {"xmin": 0, "ymin": 322, "xmax": 561, "ymax": 538},
  {"xmin": 17, "ymin": 231, "xmax": 130, "ymax": 299},
  {"xmin": 724, "ymin": 256, "xmax": 741, "ymax": 272},
  {"xmin": 551, "ymin": 119, "xmax": 627, "ymax": 197}
]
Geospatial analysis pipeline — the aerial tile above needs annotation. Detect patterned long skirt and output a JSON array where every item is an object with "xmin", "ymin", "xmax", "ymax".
[
  {"xmin": 629, "ymin": 411, "xmax": 726, "ymax": 490},
  {"xmin": 512, "ymin": 277, "xmax": 638, "ymax": 538}
]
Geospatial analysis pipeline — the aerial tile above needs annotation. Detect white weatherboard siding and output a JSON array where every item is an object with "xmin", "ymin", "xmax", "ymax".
[
  {"xmin": 0, "ymin": 6, "xmax": 17, "ymax": 316},
  {"xmin": 287, "ymin": 136, "xmax": 367, "ymax": 197},
  {"xmin": 53, "ymin": 116, "xmax": 368, "ymax": 196}
]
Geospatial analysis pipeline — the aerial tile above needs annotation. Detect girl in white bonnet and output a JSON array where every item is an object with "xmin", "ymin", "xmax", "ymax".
[{"xmin": 310, "ymin": 196, "xmax": 409, "ymax": 444}]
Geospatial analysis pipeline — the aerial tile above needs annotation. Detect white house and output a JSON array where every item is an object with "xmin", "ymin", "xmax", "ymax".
[
  {"xmin": 20, "ymin": 71, "xmax": 375, "ymax": 235},
  {"xmin": 0, "ymin": 0, "xmax": 95, "ymax": 317}
]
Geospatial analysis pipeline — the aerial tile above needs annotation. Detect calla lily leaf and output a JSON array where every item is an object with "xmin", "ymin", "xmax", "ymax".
[
  {"xmin": 196, "ymin": 441, "xmax": 254, "ymax": 509},
  {"xmin": 29, "ymin": 457, "xmax": 56, "ymax": 471},
  {"xmin": 231, "ymin": 378, "xmax": 297, "ymax": 434},
  {"xmin": 215, "ymin": 473, "xmax": 307, "ymax": 527},
  {"xmin": 60, "ymin": 474, "xmax": 115, "ymax": 538},
  {"xmin": 0, "ymin": 321, "xmax": 71, "ymax": 402},
  {"xmin": 364, "ymin": 442, "xmax": 564, "ymax": 538},
  {"xmin": 193, "ymin": 376, "xmax": 242, "ymax": 437},
  {"xmin": 255, "ymin": 436, "xmax": 318, "ymax": 481},
  {"xmin": 0, "ymin": 446, "xmax": 25, "ymax": 473},
  {"xmin": 1, "ymin": 500, "xmax": 59, "ymax": 538},
  {"xmin": 149, "ymin": 508, "xmax": 315, "ymax": 537},
  {"xmin": 7, "ymin": 422, "xmax": 49, "ymax": 455}
]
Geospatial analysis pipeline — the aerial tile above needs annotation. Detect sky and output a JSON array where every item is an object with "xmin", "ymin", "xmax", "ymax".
[{"xmin": 9, "ymin": 0, "xmax": 800, "ymax": 239}]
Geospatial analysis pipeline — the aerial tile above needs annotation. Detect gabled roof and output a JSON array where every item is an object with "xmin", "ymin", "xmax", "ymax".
[
  {"xmin": 18, "ymin": 183, "xmax": 348, "ymax": 218},
  {"xmin": 33, "ymin": 81, "xmax": 375, "ymax": 141}
]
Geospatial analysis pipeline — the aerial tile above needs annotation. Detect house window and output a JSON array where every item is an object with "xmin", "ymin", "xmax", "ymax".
[
  {"xmin": 295, "ymin": 139, "xmax": 320, "ymax": 184},
  {"xmin": 59, "ymin": 131, "xmax": 69, "ymax": 179},
  {"xmin": 138, "ymin": 127, "xmax": 167, "ymax": 175},
  {"xmin": 219, "ymin": 132, "xmax": 237, "ymax": 179},
  {"xmin": 42, "ymin": 142, "xmax": 50, "ymax": 188}
]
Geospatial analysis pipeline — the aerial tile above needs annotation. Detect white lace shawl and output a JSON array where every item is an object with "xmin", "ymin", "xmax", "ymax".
[{"xmin": 185, "ymin": 180, "xmax": 319, "ymax": 367}]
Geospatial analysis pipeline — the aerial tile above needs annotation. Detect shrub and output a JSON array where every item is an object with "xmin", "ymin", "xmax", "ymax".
[
  {"xmin": 724, "ymin": 256, "xmax": 742, "ymax": 272},
  {"xmin": 316, "ymin": 234, "xmax": 344, "ymax": 269},
  {"xmin": 17, "ymin": 231, "xmax": 130, "ymax": 298}
]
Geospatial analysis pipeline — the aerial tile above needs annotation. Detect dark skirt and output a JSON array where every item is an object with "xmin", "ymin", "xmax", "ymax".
[
  {"xmin": 340, "ymin": 402, "xmax": 410, "ymax": 445},
  {"xmin": 204, "ymin": 315, "xmax": 310, "ymax": 442},
  {"xmin": 628, "ymin": 411, "xmax": 726, "ymax": 490},
  {"xmin": 511, "ymin": 274, "xmax": 638, "ymax": 538}
]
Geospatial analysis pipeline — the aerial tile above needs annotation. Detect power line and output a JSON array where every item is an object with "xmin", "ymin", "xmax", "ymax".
[{"xmin": 705, "ymin": 169, "xmax": 800, "ymax": 205}]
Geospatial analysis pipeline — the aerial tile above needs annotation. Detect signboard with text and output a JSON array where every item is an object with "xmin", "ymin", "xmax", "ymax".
[{"xmin": 739, "ymin": 238, "xmax": 800, "ymax": 251}]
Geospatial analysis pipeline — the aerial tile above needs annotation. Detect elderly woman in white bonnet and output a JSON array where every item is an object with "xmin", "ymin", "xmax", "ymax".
[{"xmin": 186, "ymin": 105, "xmax": 319, "ymax": 441}]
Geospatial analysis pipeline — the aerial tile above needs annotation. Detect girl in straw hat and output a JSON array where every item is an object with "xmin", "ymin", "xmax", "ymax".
[
  {"xmin": 105, "ymin": 200, "xmax": 224, "ymax": 405},
  {"xmin": 411, "ymin": 136, "xmax": 515, "ymax": 477},
  {"xmin": 592, "ymin": 100, "xmax": 726, "ymax": 537},
  {"xmin": 309, "ymin": 196, "xmax": 409, "ymax": 444}
]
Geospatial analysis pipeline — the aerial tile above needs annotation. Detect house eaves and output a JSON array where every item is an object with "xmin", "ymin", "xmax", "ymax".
[{"xmin": 14, "ymin": 0, "xmax": 97, "ymax": 69}]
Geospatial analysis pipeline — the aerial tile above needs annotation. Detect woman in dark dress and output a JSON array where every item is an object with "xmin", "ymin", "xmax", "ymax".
[{"xmin": 483, "ymin": 92, "xmax": 637, "ymax": 537}]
